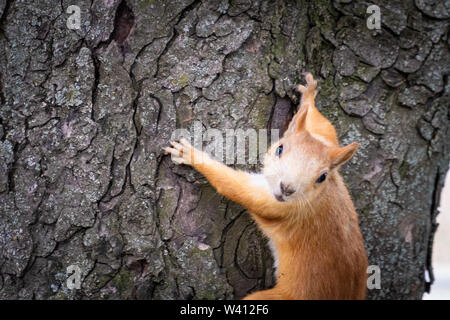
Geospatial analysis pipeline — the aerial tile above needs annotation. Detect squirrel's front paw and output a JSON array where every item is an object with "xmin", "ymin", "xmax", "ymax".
[
  {"xmin": 164, "ymin": 138, "xmax": 205, "ymax": 165},
  {"xmin": 296, "ymin": 72, "xmax": 317, "ymax": 98}
]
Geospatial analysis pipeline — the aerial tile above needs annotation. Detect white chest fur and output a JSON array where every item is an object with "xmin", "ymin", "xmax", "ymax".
[
  {"xmin": 249, "ymin": 173, "xmax": 279, "ymax": 275},
  {"xmin": 268, "ymin": 239, "xmax": 279, "ymax": 276}
]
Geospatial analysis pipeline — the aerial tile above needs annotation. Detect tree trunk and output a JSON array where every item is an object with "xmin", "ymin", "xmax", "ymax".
[{"xmin": 0, "ymin": 0, "xmax": 448, "ymax": 300}]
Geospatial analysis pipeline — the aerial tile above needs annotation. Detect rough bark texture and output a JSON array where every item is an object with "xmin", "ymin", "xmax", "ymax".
[{"xmin": 0, "ymin": 0, "xmax": 448, "ymax": 300}]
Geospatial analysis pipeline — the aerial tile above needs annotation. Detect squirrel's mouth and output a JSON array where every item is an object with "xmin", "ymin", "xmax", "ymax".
[{"xmin": 274, "ymin": 193, "xmax": 285, "ymax": 202}]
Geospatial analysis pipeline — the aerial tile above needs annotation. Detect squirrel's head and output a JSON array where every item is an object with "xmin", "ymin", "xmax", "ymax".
[{"xmin": 263, "ymin": 106, "xmax": 358, "ymax": 204}]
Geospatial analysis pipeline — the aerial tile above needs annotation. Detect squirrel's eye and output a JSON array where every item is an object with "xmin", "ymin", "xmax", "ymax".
[
  {"xmin": 316, "ymin": 172, "xmax": 327, "ymax": 183},
  {"xmin": 275, "ymin": 145, "xmax": 283, "ymax": 157}
]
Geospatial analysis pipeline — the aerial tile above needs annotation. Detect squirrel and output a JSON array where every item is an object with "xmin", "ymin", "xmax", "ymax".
[{"xmin": 164, "ymin": 73, "xmax": 368, "ymax": 300}]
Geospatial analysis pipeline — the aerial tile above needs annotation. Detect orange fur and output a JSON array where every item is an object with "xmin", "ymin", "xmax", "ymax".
[{"xmin": 165, "ymin": 73, "xmax": 368, "ymax": 300}]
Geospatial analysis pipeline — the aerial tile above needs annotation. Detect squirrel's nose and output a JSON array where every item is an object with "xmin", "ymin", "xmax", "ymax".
[
  {"xmin": 280, "ymin": 182, "xmax": 295, "ymax": 196},
  {"xmin": 274, "ymin": 193, "xmax": 284, "ymax": 202}
]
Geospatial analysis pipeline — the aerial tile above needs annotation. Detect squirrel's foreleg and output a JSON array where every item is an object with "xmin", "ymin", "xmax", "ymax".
[{"xmin": 165, "ymin": 139, "xmax": 283, "ymax": 220}]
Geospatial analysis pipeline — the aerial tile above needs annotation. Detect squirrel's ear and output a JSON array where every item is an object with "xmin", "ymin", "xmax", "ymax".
[
  {"xmin": 284, "ymin": 104, "xmax": 309, "ymax": 136},
  {"xmin": 330, "ymin": 142, "xmax": 358, "ymax": 170},
  {"xmin": 294, "ymin": 106, "xmax": 308, "ymax": 133}
]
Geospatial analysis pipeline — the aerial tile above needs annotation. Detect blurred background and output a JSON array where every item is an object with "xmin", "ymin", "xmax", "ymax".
[{"xmin": 424, "ymin": 165, "xmax": 450, "ymax": 300}]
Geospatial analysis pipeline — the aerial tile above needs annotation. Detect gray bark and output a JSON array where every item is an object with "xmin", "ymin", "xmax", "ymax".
[{"xmin": 0, "ymin": 0, "xmax": 448, "ymax": 300}]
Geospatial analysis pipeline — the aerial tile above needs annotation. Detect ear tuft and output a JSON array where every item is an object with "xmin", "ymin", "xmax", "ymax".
[
  {"xmin": 294, "ymin": 104, "xmax": 309, "ymax": 133},
  {"xmin": 283, "ymin": 103, "xmax": 310, "ymax": 136},
  {"xmin": 330, "ymin": 142, "xmax": 358, "ymax": 169}
]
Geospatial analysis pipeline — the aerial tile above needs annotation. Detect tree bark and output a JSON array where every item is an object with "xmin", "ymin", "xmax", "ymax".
[{"xmin": 0, "ymin": 0, "xmax": 448, "ymax": 300}]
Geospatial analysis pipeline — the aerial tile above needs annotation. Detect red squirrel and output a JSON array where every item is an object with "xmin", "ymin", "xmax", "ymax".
[{"xmin": 165, "ymin": 73, "xmax": 368, "ymax": 300}]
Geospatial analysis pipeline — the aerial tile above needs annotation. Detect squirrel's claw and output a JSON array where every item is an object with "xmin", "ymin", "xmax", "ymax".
[
  {"xmin": 165, "ymin": 139, "xmax": 200, "ymax": 166},
  {"xmin": 170, "ymin": 141, "xmax": 183, "ymax": 150},
  {"xmin": 296, "ymin": 72, "xmax": 317, "ymax": 91},
  {"xmin": 296, "ymin": 72, "xmax": 317, "ymax": 99},
  {"xmin": 296, "ymin": 84, "xmax": 307, "ymax": 93},
  {"xmin": 164, "ymin": 146, "xmax": 181, "ymax": 157},
  {"xmin": 304, "ymin": 72, "xmax": 317, "ymax": 88}
]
